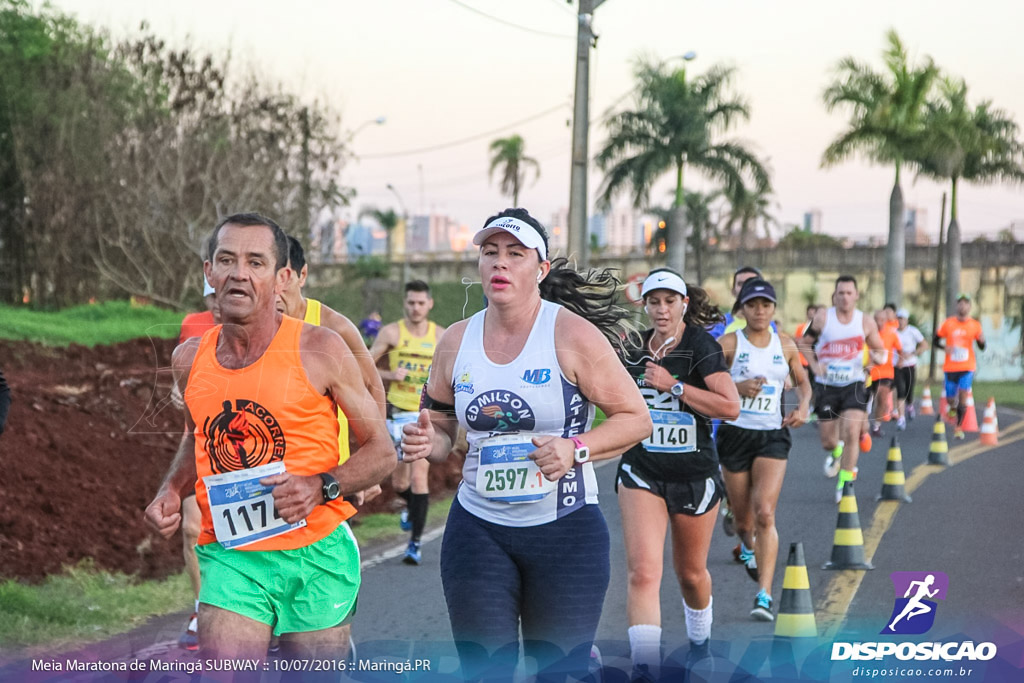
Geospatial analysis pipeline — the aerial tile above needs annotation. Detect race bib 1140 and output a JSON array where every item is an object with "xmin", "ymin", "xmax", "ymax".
[{"xmin": 643, "ymin": 410, "xmax": 697, "ymax": 453}]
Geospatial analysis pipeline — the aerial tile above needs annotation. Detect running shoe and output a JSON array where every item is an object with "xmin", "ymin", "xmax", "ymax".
[
  {"xmin": 870, "ymin": 423, "xmax": 882, "ymax": 438},
  {"xmin": 399, "ymin": 508, "xmax": 411, "ymax": 532},
  {"xmin": 823, "ymin": 441, "xmax": 843, "ymax": 478},
  {"xmin": 835, "ymin": 469, "xmax": 856, "ymax": 504},
  {"xmin": 683, "ymin": 639, "xmax": 714, "ymax": 681},
  {"xmin": 954, "ymin": 428, "xmax": 966, "ymax": 440},
  {"xmin": 630, "ymin": 664, "xmax": 657, "ymax": 683},
  {"xmin": 721, "ymin": 508, "xmax": 736, "ymax": 537},
  {"xmin": 750, "ymin": 590, "xmax": 774, "ymax": 622},
  {"xmin": 402, "ymin": 540, "xmax": 422, "ymax": 565},
  {"xmin": 744, "ymin": 554, "xmax": 759, "ymax": 583},
  {"xmin": 896, "ymin": 417, "xmax": 906, "ymax": 431},
  {"xmin": 736, "ymin": 544, "xmax": 755, "ymax": 565},
  {"xmin": 907, "ymin": 404, "xmax": 916, "ymax": 420},
  {"xmin": 859, "ymin": 431, "xmax": 872, "ymax": 453},
  {"xmin": 178, "ymin": 612, "xmax": 199, "ymax": 651}
]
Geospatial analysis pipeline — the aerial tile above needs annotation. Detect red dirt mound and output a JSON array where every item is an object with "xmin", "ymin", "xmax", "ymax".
[{"xmin": 0, "ymin": 338, "xmax": 461, "ymax": 582}]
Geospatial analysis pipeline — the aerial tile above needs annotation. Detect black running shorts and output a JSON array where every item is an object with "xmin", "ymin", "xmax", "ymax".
[
  {"xmin": 615, "ymin": 461, "xmax": 723, "ymax": 517},
  {"xmin": 814, "ymin": 381, "xmax": 869, "ymax": 420},
  {"xmin": 716, "ymin": 424, "xmax": 792, "ymax": 473}
]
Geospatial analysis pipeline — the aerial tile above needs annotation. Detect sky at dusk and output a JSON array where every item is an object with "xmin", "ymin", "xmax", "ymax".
[{"xmin": 47, "ymin": 0, "xmax": 1024, "ymax": 241}]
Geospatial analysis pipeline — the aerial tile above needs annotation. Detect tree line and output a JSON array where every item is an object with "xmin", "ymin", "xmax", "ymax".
[{"xmin": 0, "ymin": 0, "xmax": 349, "ymax": 309}]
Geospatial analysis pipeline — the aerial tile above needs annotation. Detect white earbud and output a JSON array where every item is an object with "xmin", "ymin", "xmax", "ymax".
[{"xmin": 537, "ymin": 271, "xmax": 543, "ymax": 282}]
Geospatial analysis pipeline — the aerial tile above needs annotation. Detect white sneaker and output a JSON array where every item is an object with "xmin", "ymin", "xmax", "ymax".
[{"xmin": 823, "ymin": 441, "xmax": 843, "ymax": 478}]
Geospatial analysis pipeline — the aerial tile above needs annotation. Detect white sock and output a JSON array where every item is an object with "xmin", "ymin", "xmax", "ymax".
[
  {"xmin": 627, "ymin": 624, "xmax": 662, "ymax": 670},
  {"xmin": 684, "ymin": 595, "xmax": 713, "ymax": 644}
]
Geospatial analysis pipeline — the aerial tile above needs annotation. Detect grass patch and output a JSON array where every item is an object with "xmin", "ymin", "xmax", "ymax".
[
  {"xmin": 0, "ymin": 301, "xmax": 184, "ymax": 347},
  {"xmin": 351, "ymin": 496, "xmax": 453, "ymax": 547},
  {"xmin": 917, "ymin": 380, "xmax": 1024, "ymax": 411},
  {"xmin": 0, "ymin": 560, "xmax": 191, "ymax": 651},
  {"xmin": 0, "ymin": 501, "xmax": 456, "ymax": 653}
]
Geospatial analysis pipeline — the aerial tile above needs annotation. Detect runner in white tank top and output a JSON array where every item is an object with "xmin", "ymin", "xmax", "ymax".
[
  {"xmin": 799, "ymin": 276, "xmax": 886, "ymax": 503},
  {"xmin": 717, "ymin": 278, "xmax": 810, "ymax": 624},
  {"xmin": 398, "ymin": 209, "xmax": 651, "ymax": 681}
]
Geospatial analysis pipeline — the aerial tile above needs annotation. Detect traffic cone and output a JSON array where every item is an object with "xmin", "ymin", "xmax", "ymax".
[
  {"xmin": 823, "ymin": 481, "xmax": 874, "ymax": 570},
  {"xmin": 920, "ymin": 386, "xmax": 934, "ymax": 416},
  {"xmin": 775, "ymin": 542, "xmax": 818, "ymax": 638},
  {"xmin": 877, "ymin": 437, "xmax": 913, "ymax": 503},
  {"xmin": 989, "ymin": 398, "xmax": 1000, "ymax": 432},
  {"xmin": 928, "ymin": 418, "xmax": 950, "ymax": 466},
  {"xmin": 961, "ymin": 390, "xmax": 979, "ymax": 433},
  {"xmin": 980, "ymin": 400, "xmax": 999, "ymax": 446},
  {"xmin": 938, "ymin": 394, "xmax": 951, "ymax": 423}
]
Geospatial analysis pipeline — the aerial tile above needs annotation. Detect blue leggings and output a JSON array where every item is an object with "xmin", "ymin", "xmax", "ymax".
[{"xmin": 440, "ymin": 497, "xmax": 610, "ymax": 681}]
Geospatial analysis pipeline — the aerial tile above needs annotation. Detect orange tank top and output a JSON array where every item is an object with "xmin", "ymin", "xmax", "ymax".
[{"xmin": 186, "ymin": 315, "xmax": 355, "ymax": 550}]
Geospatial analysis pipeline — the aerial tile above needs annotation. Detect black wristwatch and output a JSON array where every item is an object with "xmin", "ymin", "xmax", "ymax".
[{"xmin": 319, "ymin": 473, "xmax": 340, "ymax": 503}]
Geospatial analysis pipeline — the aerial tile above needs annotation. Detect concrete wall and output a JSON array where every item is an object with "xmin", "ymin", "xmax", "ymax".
[{"xmin": 308, "ymin": 242, "xmax": 1024, "ymax": 380}]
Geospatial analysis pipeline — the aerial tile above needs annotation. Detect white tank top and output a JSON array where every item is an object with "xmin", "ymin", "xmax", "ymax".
[
  {"xmin": 453, "ymin": 300, "xmax": 598, "ymax": 527},
  {"xmin": 727, "ymin": 329, "xmax": 788, "ymax": 430},
  {"xmin": 814, "ymin": 308, "xmax": 865, "ymax": 387}
]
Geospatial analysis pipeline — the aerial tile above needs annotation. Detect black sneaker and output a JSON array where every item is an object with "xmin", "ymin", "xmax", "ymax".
[
  {"xmin": 751, "ymin": 591, "xmax": 774, "ymax": 622},
  {"xmin": 630, "ymin": 663, "xmax": 657, "ymax": 683}
]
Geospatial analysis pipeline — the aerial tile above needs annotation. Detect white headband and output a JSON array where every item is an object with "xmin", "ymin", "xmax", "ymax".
[
  {"xmin": 472, "ymin": 216, "xmax": 547, "ymax": 260},
  {"xmin": 641, "ymin": 271, "xmax": 687, "ymax": 298}
]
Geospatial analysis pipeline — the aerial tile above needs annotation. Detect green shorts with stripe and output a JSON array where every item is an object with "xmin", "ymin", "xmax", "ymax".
[{"xmin": 196, "ymin": 522, "xmax": 360, "ymax": 636}]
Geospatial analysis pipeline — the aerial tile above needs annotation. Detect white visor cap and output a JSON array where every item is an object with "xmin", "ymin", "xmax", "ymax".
[
  {"xmin": 473, "ymin": 216, "xmax": 547, "ymax": 260},
  {"xmin": 641, "ymin": 271, "xmax": 688, "ymax": 298}
]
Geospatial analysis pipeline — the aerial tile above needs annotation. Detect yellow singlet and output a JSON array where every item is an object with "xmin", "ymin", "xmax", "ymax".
[
  {"xmin": 303, "ymin": 298, "xmax": 351, "ymax": 465},
  {"xmin": 387, "ymin": 320, "xmax": 438, "ymax": 412}
]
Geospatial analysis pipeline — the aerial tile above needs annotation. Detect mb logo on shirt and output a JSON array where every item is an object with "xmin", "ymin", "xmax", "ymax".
[{"xmin": 522, "ymin": 368, "xmax": 551, "ymax": 385}]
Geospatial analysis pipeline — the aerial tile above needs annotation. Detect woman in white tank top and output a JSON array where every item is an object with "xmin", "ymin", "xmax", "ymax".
[
  {"xmin": 716, "ymin": 278, "xmax": 811, "ymax": 623},
  {"xmin": 400, "ymin": 209, "xmax": 651, "ymax": 681}
]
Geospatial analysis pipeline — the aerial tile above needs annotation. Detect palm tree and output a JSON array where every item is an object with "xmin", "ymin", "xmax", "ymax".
[
  {"xmin": 822, "ymin": 29, "xmax": 938, "ymax": 305},
  {"xmin": 649, "ymin": 189, "xmax": 723, "ymax": 284},
  {"xmin": 358, "ymin": 206, "xmax": 400, "ymax": 264},
  {"xmin": 488, "ymin": 134, "xmax": 540, "ymax": 206},
  {"xmin": 913, "ymin": 78, "xmax": 1024, "ymax": 314},
  {"xmin": 720, "ymin": 184, "xmax": 779, "ymax": 267},
  {"xmin": 596, "ymin": 59, "xmax": 770, "ymax": 275}
]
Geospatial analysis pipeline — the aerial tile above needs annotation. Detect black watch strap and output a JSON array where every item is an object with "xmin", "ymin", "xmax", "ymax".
[{"xmin": 319, "ymin": 472, "xmax": 340, "ymax": 503}]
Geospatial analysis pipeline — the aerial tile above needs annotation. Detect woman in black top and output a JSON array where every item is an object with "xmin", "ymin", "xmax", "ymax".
[{"xmin": 616, "ymin": 268, "xmax": 740, "ymax": 679}]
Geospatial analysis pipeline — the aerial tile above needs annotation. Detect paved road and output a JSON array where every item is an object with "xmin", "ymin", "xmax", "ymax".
[
  {"xmin": 3, "ymin": 404, "xmax": 1021, "ymax": 682},
  {"xmin": 353, "ymin": 403, "xmax": 1024, "ymax": 680}
]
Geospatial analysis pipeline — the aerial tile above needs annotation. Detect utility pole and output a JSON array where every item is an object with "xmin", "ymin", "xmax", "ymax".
[
  {"xmin": 567, "ymin": 0, "xmax": 606, "ymax": 269},
  {"xmin": 928, "ymin": 191, "xmax": 946, "ymax": 383}
]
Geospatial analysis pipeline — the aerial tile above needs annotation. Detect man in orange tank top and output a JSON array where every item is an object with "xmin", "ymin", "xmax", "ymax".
[
  {"xmin": 935, "ymin": 293, "xmax": 987, "ymax": 439},
  {"xmin": 145, "ymin": 213, "xmax": 395, "ymax": 664},
  {"xmin": 868, "ymin": 310, "xmax": 902, "ymax": 436}
]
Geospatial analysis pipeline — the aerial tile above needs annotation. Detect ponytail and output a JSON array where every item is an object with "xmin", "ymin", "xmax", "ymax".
[
  {"xmin": 684, "ymin": 285, "xmax": 724, "ymax": 328},
  {"xmin": 540, "ymin": 257, "xmax": 638, "ymax": 351}
]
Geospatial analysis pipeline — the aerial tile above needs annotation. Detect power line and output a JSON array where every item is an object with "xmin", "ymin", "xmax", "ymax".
[
  {"xmin": 358, "ymin": 102, "xmax": 571, "ymax": 159},
  {"xmin": 447, "ymin": 0, "xmax": 574, "ymax": 39}
]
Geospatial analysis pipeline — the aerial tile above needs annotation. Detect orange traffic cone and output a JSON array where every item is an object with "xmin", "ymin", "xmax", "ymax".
[
  {"xmin": 980, "ymin": 400, "xmax": 999, "ymax": 446},
  {"xmin": 962, "ymin": 390, "xmax": 979, "ymax": 433},
  {"xmin": 989, "ymin": 397, "xmax": 1000, "ymax": 433},
  {"xmin": 920, "ymin": 386, "xmax": 934, "ymax": 416},
  {"xmin": 938, "ymin": 394, "xmax": 950, "ymax": 423}
]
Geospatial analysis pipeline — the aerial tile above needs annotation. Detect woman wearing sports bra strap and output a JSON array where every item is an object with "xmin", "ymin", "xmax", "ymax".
[
  {"xmin": 617, "ymin": 268, "xmax": 740, "ymax": 680},
  {"xmin": 401, "ymin": 208, "xmax": 651, "ymax": 681}
]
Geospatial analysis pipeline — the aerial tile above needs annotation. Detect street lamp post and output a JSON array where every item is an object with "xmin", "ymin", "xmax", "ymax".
[{"xmin": 386, "ymin": 183, "xmax": 411, "ymax": 284}]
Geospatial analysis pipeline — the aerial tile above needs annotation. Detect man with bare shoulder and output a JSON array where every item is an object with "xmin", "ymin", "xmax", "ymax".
[
  {"xmin": 369, "ymin": 280, "xmax": 445, "ymax": 565},
  {"xmin": 800, "ymin": 275, "xmax": 886, "ymax": 504},
  {"xmin": 145, "ymin": 213, "xmax": 395, "ymax": 672},
  {"xmin": 277, "ymin": 235, "xmax": 387, "ymax": 498}
]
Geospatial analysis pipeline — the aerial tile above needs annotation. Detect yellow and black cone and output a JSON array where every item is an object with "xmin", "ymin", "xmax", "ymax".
[
  {"xmin": 877, "ymin": 436, "xmax": 913, "ymax": 503},
  {"xmin": 928, "ymin": 417, "xmax": 950, "ymax": 466},
  {"xmin": 774, "ymin": 542, "xmax": 817, "ymax": 638},
  {"xmin": 823, "ymin": 481, "xmax": 874, "ymax": 570}
]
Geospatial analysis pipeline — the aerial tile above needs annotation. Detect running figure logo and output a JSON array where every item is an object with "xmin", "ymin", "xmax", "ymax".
[
  {"xmin": 203, "ymin": 399, "xmax": 286, "ymax": 474},
  {"xmin": 882, "ymin": 571, "xmax": 949, "ymax": 635}
]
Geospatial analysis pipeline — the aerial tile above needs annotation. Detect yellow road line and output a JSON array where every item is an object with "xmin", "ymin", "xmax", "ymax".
[{"xmin": 816, "ymin": 424, "xmax": 1024, "ymax": 638}]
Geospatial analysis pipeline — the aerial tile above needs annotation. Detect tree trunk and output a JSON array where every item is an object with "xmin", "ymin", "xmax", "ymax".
[
  {"xmin": 884, "ymin": 175, "xmax": 905, "ymax": 305},
  {"xmin": 945, "ymin": 179, "xmax": 961, "ymax": 319},
  {"xmin": 666, "ymin": 203, "xmax": 687, "ymax": 275},
  {"xmin": 693, "ymin": 224, "xmax": 704, "ymax": 285}
]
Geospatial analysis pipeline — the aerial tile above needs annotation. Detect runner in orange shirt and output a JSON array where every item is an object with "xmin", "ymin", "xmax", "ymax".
[
  {"xmin": 935, "ymin": 293, "xmax": 986, "ymax": 439},
  {"xmin": 146, "ymin": 213, "xmax": 395, "ymax": 662},
  {"xmin": 869, "ymin": 310, "xmax": 902, "ymax": 437}
]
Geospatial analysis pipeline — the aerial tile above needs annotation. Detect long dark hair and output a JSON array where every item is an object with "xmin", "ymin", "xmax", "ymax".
[
  {"xmin": 482, "ymin": 208, "xmax": 636, "ymax": 349},
  {"xmin": 643, "ymin": 267, "xmax": 724, "ymax": 328}
]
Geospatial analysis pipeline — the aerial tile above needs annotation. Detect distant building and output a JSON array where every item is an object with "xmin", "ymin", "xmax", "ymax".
[
  {"xmin": 589, "ymin": 213, "xmax": 606, "ymax": 248},
  {"xmin": 904, "ymin": 205, "xmax": 931, "ymax": 245},
  {"xmin": 803, "ymin": 209, "xmax": 823, "ymax": 233},
  {"xmin": 606, "ymin": 206, "xmax": 640, "ymax": 252},
  {"xmin": 312, "ymin": 218, "xmax": 349, "ymax": 263},
  {"xmin": 549, "ymin": 207, "xmax": 569, "ymax": 253}
]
